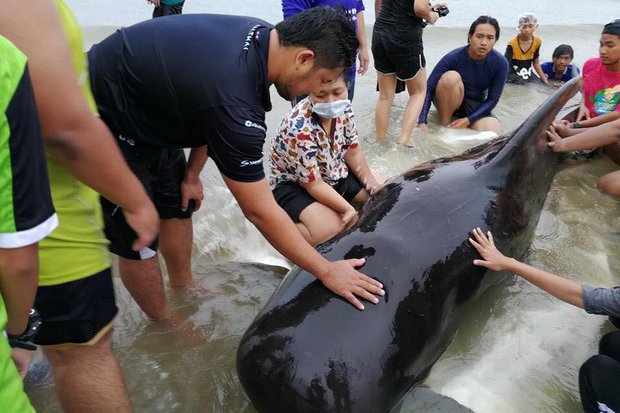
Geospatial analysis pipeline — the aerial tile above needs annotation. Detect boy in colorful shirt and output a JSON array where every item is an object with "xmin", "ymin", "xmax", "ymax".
[
  {"xmin": 504, "ymin": 12, "xmax": 548, "ymax": 85},
  {"xmin": 269, "ymin": 74, "xmax": 380, "ymax": 246}
]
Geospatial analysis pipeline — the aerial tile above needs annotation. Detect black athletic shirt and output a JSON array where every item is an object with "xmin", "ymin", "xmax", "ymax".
[
  {"xmin": 88, "ymin": 14, "xmax": 273, "ymax": 182},
  {"xmin": 374, "ymin": 0, "xmax": 424, "ymax": 41}
]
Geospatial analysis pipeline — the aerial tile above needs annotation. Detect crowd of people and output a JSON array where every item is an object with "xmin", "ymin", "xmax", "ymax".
[{"xmin": 0, "ymin": 0, "xmax": 619, "ymax": 412}]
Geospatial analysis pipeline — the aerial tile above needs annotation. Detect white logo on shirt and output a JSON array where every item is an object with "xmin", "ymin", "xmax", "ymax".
[
  {"xmin": 240, "ymin": 158, "xmax": 263, "ymax": 167},
  {"xmin": 243, "ymin": 25, "xmax": 261, "ymax": 51},
  {"xmin": 118, "ymin": 134, "xmax": 135, "ymax": 146},
  {"xmin": 244, "ymin": 120, "xmax": 266, "ymax": 132}
]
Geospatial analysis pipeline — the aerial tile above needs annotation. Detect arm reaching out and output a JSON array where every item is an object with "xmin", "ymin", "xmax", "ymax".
[
  {"xmin": 468, "ymin": 227, "xmax": 584, "ymax": 308},
  {"xmin": 547, "ymin": 119, "xmax": 620, "ymax": 152},
  {"xmin": 223, "ymin": 176, "xmax": 385, "ymax": 310}
]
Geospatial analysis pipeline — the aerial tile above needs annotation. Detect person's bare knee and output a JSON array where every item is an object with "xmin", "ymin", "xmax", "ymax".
[
  {"xmin": 435, "ymin": 71, "xmax": 464, "ymax": 125},
  {"xmin": 597, "ymin": 171, "xmax": 620, "ymax": 197},
  {"xmin": 471, "ymin": 117, "xmax": 502, "ymax": 134},
  {"xmin": 298, "ymin": 203, "xmax": 345, "ymax": 246},
  {"xmin": 436, "ymin": 70, "xmax": 462, "ymax": 91}
]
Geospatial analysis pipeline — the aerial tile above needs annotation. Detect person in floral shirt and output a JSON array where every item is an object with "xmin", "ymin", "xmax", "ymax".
[{"xmin": 270, "ymin": 73, "xmax": 380, "ymax": 246}]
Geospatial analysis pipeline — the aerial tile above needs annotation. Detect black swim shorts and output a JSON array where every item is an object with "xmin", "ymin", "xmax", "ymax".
[
  {"xmin": 272, "ymin": 173, "xmax": 364, "ymax": 222},
  {"xmin": 101, "ymin": 136, "xmax": 194, "ymax": 260},
  {"xmin": 33, "ymin": 268, "xmax": 118, "ymax": 348},
  {"xmin": 372, "ymin": 28, "xmax": 426, "ymax": 81},
  {"xmin": 453, "ymin": 98, "xmax": 496, "ymax": 120}
]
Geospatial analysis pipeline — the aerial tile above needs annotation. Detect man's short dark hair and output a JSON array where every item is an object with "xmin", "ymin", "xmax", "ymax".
[
  {"xmin": 275, "ymin": 6, "xmax": 358, "ymax": 71},
  {"xmin": 468, "ymin": 15, "xmax": 500, "ymax": 41},
  {"xmin": 552, "ymin": 44, "xmax": 574, "ymax": 59}
]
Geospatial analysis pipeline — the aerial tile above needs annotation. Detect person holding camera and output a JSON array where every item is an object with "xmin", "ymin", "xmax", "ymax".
[{"xmin": 372, "ymin": 0, "xmax": 448, "ymax": 146}]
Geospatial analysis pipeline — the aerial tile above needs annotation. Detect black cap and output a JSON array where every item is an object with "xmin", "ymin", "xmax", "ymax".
[{"xmin": 602, "ymin": 19, "xmax": 620, "ymax": 36}]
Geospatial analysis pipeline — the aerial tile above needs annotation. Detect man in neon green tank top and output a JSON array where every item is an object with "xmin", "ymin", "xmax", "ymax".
[
  {"xmin": 0, "ymin": 34, "xmax": 58, "ymax": 413},
  {"xmin": 0, "ymin": 0, "xmax": 159, "ymax": 411}
]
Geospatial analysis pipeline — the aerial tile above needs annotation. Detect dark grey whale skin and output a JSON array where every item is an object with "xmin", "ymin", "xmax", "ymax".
[{"xmin": 237, "ymin": 78, "xmax": 581, "ymax": 413}]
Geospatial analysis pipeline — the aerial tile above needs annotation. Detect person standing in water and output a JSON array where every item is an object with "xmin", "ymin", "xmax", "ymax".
[
  {"xmin": 88, "ymin": 8, "xmax": 385, "ymax": 314},
  {"xmin": 372, "ymin": 0, "xmax": 448, "ymax": 146}
]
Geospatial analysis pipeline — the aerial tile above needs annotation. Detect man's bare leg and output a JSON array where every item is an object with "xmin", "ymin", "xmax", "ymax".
[
  {"xmin": 118, "ymin": 255, "xmax": 175, "ymax": 322},
  {"xmin": 159, "ymin": 218, "xmax": 193, "ymax": 288},
  {"xmin": 43, "ymin": 331, "xmax": 133, "ymax": 413},
  {"xmin": 434, "ymin": 70, "xmax": 465, "ymax": 125}
]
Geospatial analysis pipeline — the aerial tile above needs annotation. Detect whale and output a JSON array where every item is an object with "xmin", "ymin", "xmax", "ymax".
[{"xmin": 236, "ymin": 78, "xmax": 582, "ymax": 413}]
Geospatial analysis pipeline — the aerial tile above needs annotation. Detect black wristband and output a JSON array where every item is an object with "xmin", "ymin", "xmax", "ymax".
[
  {"xmin": 572, "ymin": 121, "xmax": 582, "ymax": 129},
  {"xmin": 7, "ymin": 308, "xmax": 42, "ymax": 351}
]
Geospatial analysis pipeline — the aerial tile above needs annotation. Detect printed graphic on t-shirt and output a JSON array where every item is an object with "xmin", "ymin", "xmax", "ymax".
[{"xmin": 591, "ymin": 84, "xmax": 620, "ymax": 115}]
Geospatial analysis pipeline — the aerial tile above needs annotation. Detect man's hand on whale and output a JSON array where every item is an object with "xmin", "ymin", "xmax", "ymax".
[
  {"xmin": 316, "ymin": 259, "xmax": 385, "ymax": 310},
  {"xmin": 223, "ymin": 176, "xmax": 385, "ymax": 311}
]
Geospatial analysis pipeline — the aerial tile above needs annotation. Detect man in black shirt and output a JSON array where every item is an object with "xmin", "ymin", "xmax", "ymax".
[{"xmin": 88, "ymin": 7, "xmax": 385, "ymax": 320}]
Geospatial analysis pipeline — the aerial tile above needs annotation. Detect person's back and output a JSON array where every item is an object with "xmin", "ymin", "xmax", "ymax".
[
  {"xmin": 374, "ymin": 0, "xmax": 423, "ymax": 31},
  {"xmin": 89, "ymin": 14, "xmax": 273, "ymax": 152}
]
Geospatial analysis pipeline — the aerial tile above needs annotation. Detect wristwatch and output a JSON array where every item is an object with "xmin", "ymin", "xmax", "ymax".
[
  {"xmin": 7, "ymin": 308, "xmax": 42, "ymax": 351},
  {"xmin": 572, "ymin": 121, "xmax": 582, "ymax": 128}
]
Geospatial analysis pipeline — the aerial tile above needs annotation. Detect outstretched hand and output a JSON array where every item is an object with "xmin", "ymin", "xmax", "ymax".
[
  {"xmin": 318, "ymin": 258, "xmax": 385, "ymax": 310},
  {"xmin": 468, "ymin": 227, "xmax": 512, "ymax": 271}
]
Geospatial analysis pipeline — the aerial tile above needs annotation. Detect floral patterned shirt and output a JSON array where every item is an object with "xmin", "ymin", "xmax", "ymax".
[{"xmin": 269, "ymin": 97, "xmax": 359, "ymax": 189}]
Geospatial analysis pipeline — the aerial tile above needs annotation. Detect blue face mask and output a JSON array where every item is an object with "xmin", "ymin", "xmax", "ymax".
[{"xmin": 311, "ymin": 99, "xmax": 351, "ymax": 119}]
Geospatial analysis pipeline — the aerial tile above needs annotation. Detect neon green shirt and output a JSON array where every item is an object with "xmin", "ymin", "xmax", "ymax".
[
  {"xmin": 0, "ymin": 34, "xmax": 36, "ymax": 413},
  {"xmin": 38, "ymin": 0, "xmax": 111, "ymax": 286}
]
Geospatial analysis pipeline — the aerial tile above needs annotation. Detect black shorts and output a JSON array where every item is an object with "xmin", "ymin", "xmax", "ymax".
[
  {"xmin": 448, "ymin": 98, "xmax": 496, "ymax": 120},
  {"xmin": 33, "ymin": 269, "xmax": 118, "ymax": 348},
  {"xmin": 153, "ymin": 2, "xmax": 184, "ymax": 18},
  {"xmin": 101, "ymin": 136, "xmax": 194, "ymax": 260},
  {"xmin": 372, "ymin": 27, "xmax": 426, "ymax": 81},
  {"xmin": 272, "ymin": 174, "xmax": 364, "ymax": 222}
]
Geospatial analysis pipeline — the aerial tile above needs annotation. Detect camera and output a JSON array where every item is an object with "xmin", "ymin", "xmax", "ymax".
[{"xmin": 432, "ymin": 6, "xmax": 450, "ymax": 17}]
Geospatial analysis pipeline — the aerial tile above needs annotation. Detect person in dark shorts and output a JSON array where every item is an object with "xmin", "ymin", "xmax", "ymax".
[
  {"xmin": 418, "ymin": 15, "xmax": 507, "ymax": 135},
  {"xmin": 269, "ymin": 73, "xmax": 380, "ymax": 246},
  {"xmin": 1, "ymin": 0, "xmax": 159, "ymax": 411},
  {"xmin": 0, "ymin": 34, "xmax": 58, "ymax": 413},
  {"xmin": 149, "ymin": 0, "xmax": 184, "ymax": 18},
  {"xmin": 88, "ymin": 7, "xmax": 385, "ymax": 313},
  {"xmin": 372, "ymin": 0, "xmax": 448, "ymax": 146},
  {"xmin": 469, "ymin": 227, "xmax": 620, "ymax": 413}
]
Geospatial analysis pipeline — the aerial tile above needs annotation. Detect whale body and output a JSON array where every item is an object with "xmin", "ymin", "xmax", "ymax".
[{"xmin": 237, "ymin": 79, "xmax": 581, "ymax": 413}]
